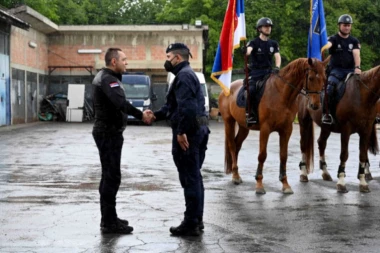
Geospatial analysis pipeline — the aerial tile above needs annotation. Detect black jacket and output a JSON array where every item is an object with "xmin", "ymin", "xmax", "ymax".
[
  {"xmin": 92, "ymin": 68, "xmax": 143, "ymax": 133},
  {"xmin": 155, "ymin": 62, "xmax": 206, "ymax": 135}
]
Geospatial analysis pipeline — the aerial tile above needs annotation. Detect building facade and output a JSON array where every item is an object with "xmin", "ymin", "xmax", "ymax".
[{"xmin": 0, "ymin": 5, "xmax": 208, "ymax": 126}]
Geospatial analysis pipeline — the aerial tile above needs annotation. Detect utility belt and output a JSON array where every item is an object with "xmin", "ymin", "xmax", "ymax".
[
  {"xmin": 196, "ymin": 116, "xmax": 209, "ymax": 126},
  {"xmin": 170, "ymin": 116, "xmax": 209, "ymax": 128},
  {"xmin": 252, "ymin": 66, "xmax": 272, "ymax": 70}
]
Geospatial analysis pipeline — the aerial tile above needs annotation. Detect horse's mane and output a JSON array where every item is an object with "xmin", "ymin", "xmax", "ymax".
[
  {"xmin": 280, "ymin": 58, "xmax": 308, "ymax": 80},
  {"xmin": 360, "ymin": 65, "xmax": 380, "ymax": 81}
]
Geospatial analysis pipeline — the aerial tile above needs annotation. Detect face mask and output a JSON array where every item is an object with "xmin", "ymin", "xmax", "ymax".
[{"xmin": 164, "ymin": 56, "xmax": 177, "ymax": 72}]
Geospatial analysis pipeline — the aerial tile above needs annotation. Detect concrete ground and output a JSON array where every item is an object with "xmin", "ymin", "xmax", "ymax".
[{"xmin": 0, "ymin": 120, "xmax": 379, "ymax": 253}]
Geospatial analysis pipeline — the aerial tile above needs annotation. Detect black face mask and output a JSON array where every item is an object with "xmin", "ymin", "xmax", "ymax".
[{"xmin": 164, "ymin": 56, "xmax": 177, "ymax": 72}]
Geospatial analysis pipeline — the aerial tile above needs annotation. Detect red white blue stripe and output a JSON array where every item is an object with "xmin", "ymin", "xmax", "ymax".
[{"xmin": 211, "ymin": 0, "xmax": 246, "ymax": 96}]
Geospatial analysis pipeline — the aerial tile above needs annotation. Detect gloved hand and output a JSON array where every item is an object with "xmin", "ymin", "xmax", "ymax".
[
  {"xmin": 272, "ymin": 66, "xmax": 280, "ymax": 74},
  {"xmin": 241, "ymin": 46, "xmax": 247, "ymax": 55}
]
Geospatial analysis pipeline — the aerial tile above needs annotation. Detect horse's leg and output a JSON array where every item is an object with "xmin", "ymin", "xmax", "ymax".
[
  {"xmin": 358, "ymin": 135, "xmax": 370, "ymax": 193},
  {"xmin": 317, "ymin": 128, "xmax": 333, "ymax": 181},
  {"xmin": 233, "ymin": 126, "xmax": 250, "ymax": 184},
  {"xmin": 255, "ymin": 126, "xmax": 270, "ymax": 194},
  {"xmin": 336, "ymin": 130, "xmax": 351, "ymax": 193},
  {"xmin": 224, "ymin": 118, "xmax": 242, "ymax": 184},
  {"xmin": 365, "ymin": 159, "xmax": 373, "ymax": 181},
  {"xmin": 298, "ymin": 112, "xmax": 314, "ymax": 182},
  {"xmin": 279, "ymin": 127, "xmax": 294, "ymax": 194}
]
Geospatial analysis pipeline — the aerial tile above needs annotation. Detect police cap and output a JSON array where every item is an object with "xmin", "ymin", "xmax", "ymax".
[{"xmin": 166, "ymin": 43, "xmax": 191, "ymax": 54}]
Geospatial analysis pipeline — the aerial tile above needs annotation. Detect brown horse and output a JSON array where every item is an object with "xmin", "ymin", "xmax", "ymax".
[
  {"xmin": 219, "ymin": 58, "xmax": 326, "ymax": 194},
  {"xmin": 297, "ymin": 66, "xmax": 380, "ymax": 193}
]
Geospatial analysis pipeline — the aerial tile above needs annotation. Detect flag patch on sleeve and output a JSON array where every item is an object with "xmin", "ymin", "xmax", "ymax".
[{"xmin": 109, "ymin": 82, "xmax": 120, "ymax": 88}]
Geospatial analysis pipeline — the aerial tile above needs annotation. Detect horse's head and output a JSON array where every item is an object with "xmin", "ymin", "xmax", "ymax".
[{"xmin": 302, "ymin": 58, "xmax": 327, "ymax": 110}]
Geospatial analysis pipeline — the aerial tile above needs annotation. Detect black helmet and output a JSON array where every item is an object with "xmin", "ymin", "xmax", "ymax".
[
  {"xmin": 256, "ymin": 17, "xmax": 273, "ymax": 29},
  {"xmin": 338, "ymin": 14, "xmax": 353, "ymax": 24}
]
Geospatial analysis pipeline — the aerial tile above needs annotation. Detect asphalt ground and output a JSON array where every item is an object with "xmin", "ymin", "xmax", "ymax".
[{"xmin": 0, "ymin": 120, "xmax": 379, "ymax": 253}]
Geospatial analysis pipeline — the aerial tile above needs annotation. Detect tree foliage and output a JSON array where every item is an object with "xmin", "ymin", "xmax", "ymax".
[{"xmin": 2, "ymin": 0, "xmax": 380, "ymax": 71}]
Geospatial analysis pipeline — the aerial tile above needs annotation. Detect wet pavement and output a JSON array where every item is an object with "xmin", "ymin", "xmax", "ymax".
[{"xmin": 0, "ymin": 120, "xmax": 379, "ymax": 253}]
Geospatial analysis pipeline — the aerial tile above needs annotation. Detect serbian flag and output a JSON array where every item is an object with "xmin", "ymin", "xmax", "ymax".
[
  {"xmin": 211, "ymin": 0, "xmax": 246, "ymax": 96},
  {"xmin": 307, "ymin": 0, "xmax": 328, "ymax": 60}
]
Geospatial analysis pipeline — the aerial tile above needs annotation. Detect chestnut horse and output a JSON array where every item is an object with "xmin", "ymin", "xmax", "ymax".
[
  {"xmin": 219, "ymin": 58, "xmax": 326, "ymax": 194},
  {"xmin": 297, "ymin": 66, "xmax": 380, "ymax": 193}
]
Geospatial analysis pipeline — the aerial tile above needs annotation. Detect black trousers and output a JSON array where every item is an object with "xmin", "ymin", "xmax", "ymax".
[
  {"xmin": 172, "ymin": 125, "xmax": 209, "ymax": 225},
  {"xmin": 93, "ymin": 131, "xmax": 124, "ymax": 224}
]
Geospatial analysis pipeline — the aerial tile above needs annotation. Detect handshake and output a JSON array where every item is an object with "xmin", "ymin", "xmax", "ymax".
[{"xmin": 142, "ymin": 110, "xmax": 156, "ymax": 125}]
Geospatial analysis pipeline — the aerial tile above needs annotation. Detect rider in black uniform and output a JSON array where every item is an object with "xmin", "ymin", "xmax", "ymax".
[
  {"xmin": 244, "ymin": 17, "xmax": 281, "ymax": 126},
  {"xmin": 322, "ymin": 14, "xmax": 361, "ymax": 124}
]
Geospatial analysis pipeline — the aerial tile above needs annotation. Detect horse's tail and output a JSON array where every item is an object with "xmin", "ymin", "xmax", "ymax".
[
  {"xmin": 368, "ymin": 124, "xmax": 379, "ymax": 155},
  {"xmin": 302, "ymin": 118, "xmax": 315, "ymax": 173}
]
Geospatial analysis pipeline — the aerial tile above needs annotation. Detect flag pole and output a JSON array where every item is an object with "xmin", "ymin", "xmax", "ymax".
[{"xmin": 244, "ymin": 41, "xmax": 250, "ymax": 119}]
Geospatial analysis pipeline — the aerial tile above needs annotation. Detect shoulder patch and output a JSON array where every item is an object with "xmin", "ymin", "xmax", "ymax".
[{"xmin": 109, "ymin": 82, "xmax": 119, "ymax": 88}]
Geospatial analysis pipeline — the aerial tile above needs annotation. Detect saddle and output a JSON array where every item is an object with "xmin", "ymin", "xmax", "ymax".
[{"xmin": 236, "ymin": 74, "xmax": 270, "ymax": 109}]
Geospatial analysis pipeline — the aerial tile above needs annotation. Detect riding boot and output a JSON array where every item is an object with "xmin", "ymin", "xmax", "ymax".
[
  {"xmin": 246, "ymin": 80, "xmax": 258, "ymax": 126},
  {"xmin": 322, "ymin": 84, "xmax": 334, "ymax": 125},
  {"xmin": 322, "ymin": 98, "xmax": 334, "ymax": 124},
  {"xmin": 246, "ymin": 108, "xmax": 258, "ymax": 126}
]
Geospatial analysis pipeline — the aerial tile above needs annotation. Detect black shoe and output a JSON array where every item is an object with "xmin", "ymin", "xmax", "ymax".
[
  {"xmin": 199, "ymin": 221, "xmax": 204, "ymax": 230},
  {"xmin": 170, "ymin": 221, "xmax": 200, "ymax": 236},
  {"xmin": 101, "ymin": 220, "xmax": 133, "ymax": 234},
  {"xmin": 100, "ymin": 217, "xmax": 129, "ymax": 228},
  {"xmin": 322, "ymin": 114, "xmax": 333, "ymax": 124}
]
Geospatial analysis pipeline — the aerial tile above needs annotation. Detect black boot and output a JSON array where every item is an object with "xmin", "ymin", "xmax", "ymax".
[
  {"xmin": 198, "ymin": 217, "xmax": 204, "ymax": 230},
  {"xmin": 101, "ymin": 218, "xmax": 133, "ymax": 234},
  {"xmin": 101, "ymin": 217, "xmax": 129, "ymax": 228},
  {"xmin": 170, "ymin": 221, "xmax": 200, "ymax": 236},
  {"xmin": 246, "ymin": 112, "xmax": 258, "ymax": 126},
  {"xmin": 322, "ymin": 83, "xmax": 335, "ymax": 125},
  {"xmin": 322, "ymin": 99, "xmax": 334, "ymax": 124}
]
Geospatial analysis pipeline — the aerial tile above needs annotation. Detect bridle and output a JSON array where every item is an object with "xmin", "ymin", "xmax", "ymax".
[{"xmin": 274, "ymin": 67, "xmax": 323, "ymax": 97}]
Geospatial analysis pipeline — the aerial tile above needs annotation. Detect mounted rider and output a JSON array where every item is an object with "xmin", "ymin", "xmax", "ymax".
[
  {"xmin": 322, "ymin": 14, "xmax": 361, "ymax": 124},
  {"xmin": 243, "ymin": 17, "xmax": 281, "ymax": 126}
]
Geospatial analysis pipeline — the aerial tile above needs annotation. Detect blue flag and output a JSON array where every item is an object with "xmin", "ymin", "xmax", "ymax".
[{"xmin": 307, "ymin": 0, "xmax": 328, "ymax": 60}]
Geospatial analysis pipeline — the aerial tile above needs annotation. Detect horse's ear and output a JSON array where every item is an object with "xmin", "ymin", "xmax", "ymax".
[
  {"xmin": 322, "ymin": 55, "xmax": 330, "ymax": 67},
  {"xmin": 308, "ymin": 57, "xmax": 314, "ymax": 66}
]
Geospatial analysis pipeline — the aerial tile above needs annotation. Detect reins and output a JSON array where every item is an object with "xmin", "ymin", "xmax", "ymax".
[{"xmin": 274, "ymin": 67, "xmax": 322, "ymax": 97}]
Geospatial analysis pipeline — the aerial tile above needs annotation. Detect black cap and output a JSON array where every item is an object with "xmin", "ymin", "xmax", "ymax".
[{"xmin": 166, "ymin": 43, "xmax": 192, "ymax": 58}]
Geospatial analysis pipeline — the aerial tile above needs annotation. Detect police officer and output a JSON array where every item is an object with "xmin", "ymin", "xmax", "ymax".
[
  {"xmin": 244, "ymin": 17, "xmax": 281, "ymax": 125},
  {"xmin": 322, "ymin": 14, "xmax": 361, "ymax": 124},
  {"xmin": 153, "ymin": 43, "xmax": 210, "ymax": 236},
  {"xmin": 92, "ymin": 48, "xmax": 153, "ymax": 234}
]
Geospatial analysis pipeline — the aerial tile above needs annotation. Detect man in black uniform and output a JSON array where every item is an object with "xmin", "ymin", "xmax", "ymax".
[
  {"xmin": 322, "ymin": 14, "xmax": 361, "ymax": 124},
  {"xmin": 244, "ymin": 17, "xmax": 281, "ymax": 125},
  {"xmin": 92, "ymin": 48, "xmax": 153, "ymax": 234},
  {"xmin": 153, "ymin": 43, "xmax": 210, "ymax": 236}
]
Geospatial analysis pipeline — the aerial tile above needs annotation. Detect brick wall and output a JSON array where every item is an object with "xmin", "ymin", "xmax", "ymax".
[{"xmin": 10, "ymin": 27, "xmax": 48, "ymax": 72}]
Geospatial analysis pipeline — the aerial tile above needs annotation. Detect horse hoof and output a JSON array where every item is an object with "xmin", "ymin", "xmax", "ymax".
[
  {"xmin": 322, "ymin": 173, "xmax": 333, "ymax": 181},
  {"xmin": 300, "ymin": 175, "xmax": 309, "ymax": 182},
  {"xmin": 232, "ymin": 177, "xmax": 243, "ymax": 185},
  {"xmin": 365, "ymin": 173, "xmax": 373, "ymax": 181},
  {"xmin": 359, "ymin": 185, "xmax": 371, "ymax": 193},
  {"xmin": 337, "ymin": 184, "xmax": 348, "ymax": 193},
  {"xmin": 255, "ymin": 188, "xmax": 266, "ymax": 194},
  {"xmin": 283, "ymin": 188, "xmax": 294, "ymax": 194}
]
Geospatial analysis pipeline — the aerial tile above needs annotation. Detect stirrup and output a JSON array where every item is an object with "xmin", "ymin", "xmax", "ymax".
[
  {"xmin": 246, "ymin": 113, "xmax": 258, "ymax": 126},
  {"xmin": 322, "ymin": 114, "xmax": 333, "ymax": 125}
]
